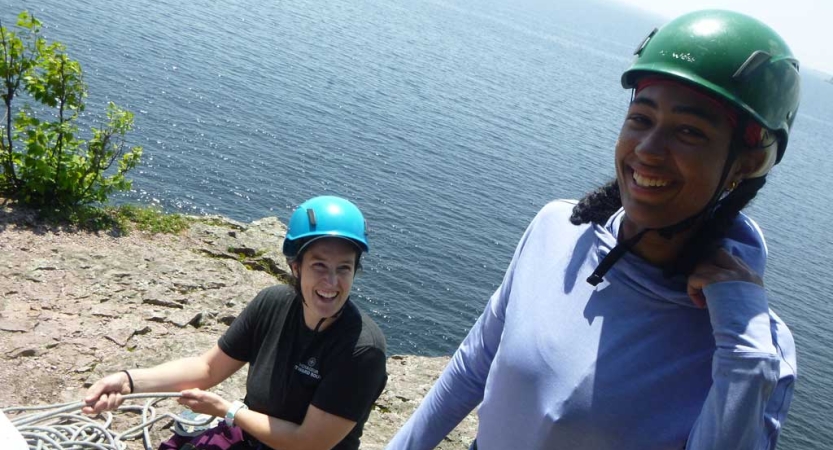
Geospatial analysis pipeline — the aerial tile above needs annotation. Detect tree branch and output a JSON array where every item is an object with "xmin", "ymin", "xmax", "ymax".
[
  {"xmin": 0, "ymin": 23, "xmax": 21, "ymax": 189},
  {"xmin": 50, "ymin": 57, "xmax": 66, "ymax": 203},
  {"xmin": 77, "ymin": 130, "xmax": 110, "ymax": 204}
]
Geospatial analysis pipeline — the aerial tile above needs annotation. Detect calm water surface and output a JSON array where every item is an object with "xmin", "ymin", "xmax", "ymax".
[{"xmin": 2, "ymin": 0, "xmax": 831, "ymax": 447}]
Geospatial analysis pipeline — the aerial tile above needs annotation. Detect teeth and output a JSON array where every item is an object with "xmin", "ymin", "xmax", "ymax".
[
  {"xmin": 316, "ymin": 290, "xmax": 337, "ymax": 299},
  {"xmin": 633, "ymin": 171, "xmax": 669, "ymax": 188}
]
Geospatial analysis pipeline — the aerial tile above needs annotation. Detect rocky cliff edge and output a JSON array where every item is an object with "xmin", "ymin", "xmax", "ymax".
[{"xmin": 0, "ymin": 201, "xmax": 477, "ymax": 449}]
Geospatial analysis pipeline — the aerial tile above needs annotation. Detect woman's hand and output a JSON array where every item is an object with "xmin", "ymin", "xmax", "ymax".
[
  {"xmin": 82, "ymin": 372, "xmax": 131, "ymax": 415},
  {"xmin": 687, "ymin": 248, "xmax": 764, "ymax": 308},
  {"xmin": 178, "ymin": 388, "xmax": 232, "ymax": 418}
]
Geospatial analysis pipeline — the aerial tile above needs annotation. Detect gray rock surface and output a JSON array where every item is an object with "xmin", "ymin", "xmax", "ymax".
[{"xmin": 0, "ymin": 201, "xmax": 476, "ymax": 449}]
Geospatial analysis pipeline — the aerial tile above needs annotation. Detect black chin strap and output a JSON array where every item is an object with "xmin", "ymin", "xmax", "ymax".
[
  {"xmin": 311, "ymin": 300, "xmax": 348, "ymax": 333},
  {"xmin": 586, "ymin": 131, "xmax": 743, "ymax": 286},
  {"xmin": 586, "ymin": 229, "xmax": 649, "ymax": 286}
]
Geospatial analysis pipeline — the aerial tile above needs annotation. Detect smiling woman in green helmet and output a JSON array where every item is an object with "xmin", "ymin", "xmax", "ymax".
[
  {"xmin": 389, "ymin": 10, "xmax": 799, "ymax": 450},
  {"xmin": 83, "ymin": 196, "xmax": 387, "ymax": 450}
]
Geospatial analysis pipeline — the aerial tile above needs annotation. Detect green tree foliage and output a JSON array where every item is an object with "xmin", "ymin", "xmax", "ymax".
[{"xmin": 0, "ymin": 11, "xmax": 142, "ymax": 207}]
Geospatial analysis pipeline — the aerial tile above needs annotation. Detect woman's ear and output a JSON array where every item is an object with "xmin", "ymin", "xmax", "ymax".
[
  {"xmin": 290, "ymin": 261, "xmax": 299, "ymax": 278},
  {"xmin": 732, "ymin": 148, "xmax": 769, "ymax": 183}
]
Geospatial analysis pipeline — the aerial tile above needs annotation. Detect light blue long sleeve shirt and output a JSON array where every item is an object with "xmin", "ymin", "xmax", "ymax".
[{"xmin": 388, "ymin": 200, "xmax": 796, "ymax": 450}]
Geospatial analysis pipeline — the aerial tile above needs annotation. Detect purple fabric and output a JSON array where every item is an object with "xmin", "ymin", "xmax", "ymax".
[{"xmin": 158, "ymin": 421, "xmax": 253, "ymax": 450}]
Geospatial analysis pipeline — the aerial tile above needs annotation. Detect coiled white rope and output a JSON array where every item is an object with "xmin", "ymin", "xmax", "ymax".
[{"xmin": 2, "ymin": 393, "xmax": 214, "ymax": 450}]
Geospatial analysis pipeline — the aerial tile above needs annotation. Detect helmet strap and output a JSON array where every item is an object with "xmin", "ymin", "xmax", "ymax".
[
  {"xmin": 653, "ymin": 119, "xmax": 746, "ymax": 239},
  {"xmin": 313, "ymin": 317, "xmax": 326, "ymax": 333},
  {"xmin": 586, "ymin": 121, "xmax": 744, "ymax": 286},
  {"xmin": 587, "ymin": 228, "xmax": 649, "ymax": 286},
  {"xmin": 310, "ymin": 298, "xmax": 349, "ymax": 333}
]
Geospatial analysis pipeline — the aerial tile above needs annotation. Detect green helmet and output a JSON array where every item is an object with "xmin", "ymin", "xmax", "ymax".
[{"xmin": 622, "ymin": 10, "xmax": 801, "ymax": 171}]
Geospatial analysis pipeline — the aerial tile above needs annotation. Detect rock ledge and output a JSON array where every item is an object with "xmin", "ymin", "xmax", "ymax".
[{"xmin": 0, "ymin": 202, "xmax": 476, "ymax": 449}]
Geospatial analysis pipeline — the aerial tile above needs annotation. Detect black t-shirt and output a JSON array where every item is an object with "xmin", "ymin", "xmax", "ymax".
[{"xmin": 218, "ymin": 285, "xmax": 387, "ymax": 450}]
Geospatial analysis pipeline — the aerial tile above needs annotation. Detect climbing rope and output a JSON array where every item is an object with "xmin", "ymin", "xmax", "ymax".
[{"xmin": 2, "ymin": 393, "xmax": 214, "ymax": 450}]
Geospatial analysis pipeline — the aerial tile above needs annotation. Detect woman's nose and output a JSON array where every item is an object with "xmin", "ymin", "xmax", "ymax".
[
  {"xmin": 323, "ymin": 269, "xmax": 338, "ymax": 284},
  {"xmin": 634, "ymin": 129, "xmax": 669, "ymax": 162}
]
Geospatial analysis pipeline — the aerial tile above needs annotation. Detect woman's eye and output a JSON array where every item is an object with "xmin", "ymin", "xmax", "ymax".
[
  {"xmin": 627, "ymin": 114, "xmax": 651, "ymax": 127},
  {"xmin": 678, "ymin": 126, "xmax": 707, "ymax": 140}
]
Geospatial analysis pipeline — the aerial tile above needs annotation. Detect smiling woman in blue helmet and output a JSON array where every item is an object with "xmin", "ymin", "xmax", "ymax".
[
  {"xmin": 83, "ymin": 196, "xmax": 387, "ymax": 450},
  {"xmin": 389, "ymin": 10, "xmax": 798, "ymax": 450}
]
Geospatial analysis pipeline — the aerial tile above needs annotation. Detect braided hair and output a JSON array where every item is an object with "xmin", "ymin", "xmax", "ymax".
[
  {"xmin": 667, "ymin": 176, "xmax": 765, "ymax": 276},
  {"xmin": 570, "ymin": 179, "xmax": 621, "ymax": 227}
]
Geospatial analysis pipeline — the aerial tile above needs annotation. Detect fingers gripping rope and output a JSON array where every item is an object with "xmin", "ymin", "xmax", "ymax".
[{"xmin": 2, "ymin": 393, "xmax": 214, "ymax": 450}]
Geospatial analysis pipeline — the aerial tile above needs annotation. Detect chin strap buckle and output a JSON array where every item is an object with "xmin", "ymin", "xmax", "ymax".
[{"xmin": 586, "ymin": 273, "xmax": 604, "ymax": 286}]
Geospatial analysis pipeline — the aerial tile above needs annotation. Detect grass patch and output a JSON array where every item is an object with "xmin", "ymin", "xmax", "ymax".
[
  {"xmin": 41, "ymin": 204, "xmax": 190, "ymax": 235},
  {"xmin": 115, "ymin": 204, "xmax": 190, "ymax": 234}
]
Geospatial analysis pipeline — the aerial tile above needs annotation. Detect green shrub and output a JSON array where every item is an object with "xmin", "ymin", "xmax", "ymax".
[{"xmin": 0, "ymin": 11, "xmax": 142, "ymax": 208}]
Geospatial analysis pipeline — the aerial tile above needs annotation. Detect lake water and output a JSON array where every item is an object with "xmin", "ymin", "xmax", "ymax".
[{"xmin": 2, "ymin": 0, "xmax": 831, "ymax": 447}]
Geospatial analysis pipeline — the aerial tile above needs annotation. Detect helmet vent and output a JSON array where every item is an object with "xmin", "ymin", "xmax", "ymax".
[
  {"xmin": 306, "ymin": 208, "xmax": 317, "ymax": 228},
  {"xmin": 732, "ymin": 51, "xmax": 771, "ymax": 81},
  {"xmin": 633, "ymin": 28, "xmax": 658, "ymax": 56}
]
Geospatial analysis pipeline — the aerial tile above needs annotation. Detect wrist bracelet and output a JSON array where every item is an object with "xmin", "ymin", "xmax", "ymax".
[
  {"xmin": 121, "ymin": 370, "xmax": 134, "ymax": 393},
  {"xmin": 225, "ymin": 400, "xmax": 248, "ymax": 427}
]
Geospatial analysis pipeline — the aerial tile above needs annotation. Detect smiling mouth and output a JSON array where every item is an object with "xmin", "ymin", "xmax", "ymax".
[
  {"xmin": 315, "ymin": 290, "xmax": 338, "ymax": 300},
  {"xmin": 632, "ymin": 169, "xmax": 671, "ymax": 188}
]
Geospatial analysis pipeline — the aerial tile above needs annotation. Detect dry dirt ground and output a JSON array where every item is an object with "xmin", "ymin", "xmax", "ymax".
[{"xmin": 0, "ymin": 201, "xmax": 476, "ymax": 449}]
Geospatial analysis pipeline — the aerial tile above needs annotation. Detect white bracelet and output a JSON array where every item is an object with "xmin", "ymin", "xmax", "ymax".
[{"xmin": 224, "ymin": 400, "xmax": 248, "ymax": 427}]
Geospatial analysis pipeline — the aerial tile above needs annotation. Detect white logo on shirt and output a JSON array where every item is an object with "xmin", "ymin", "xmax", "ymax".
[{"xmin": 294, "ymin": 361, "xmax": 321, "ymax": 380}]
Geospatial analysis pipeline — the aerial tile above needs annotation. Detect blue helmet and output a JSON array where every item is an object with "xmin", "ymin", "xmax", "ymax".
[{"xmin": 282, "ymin": 196, "xmax": 370, "ymax": 258}]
